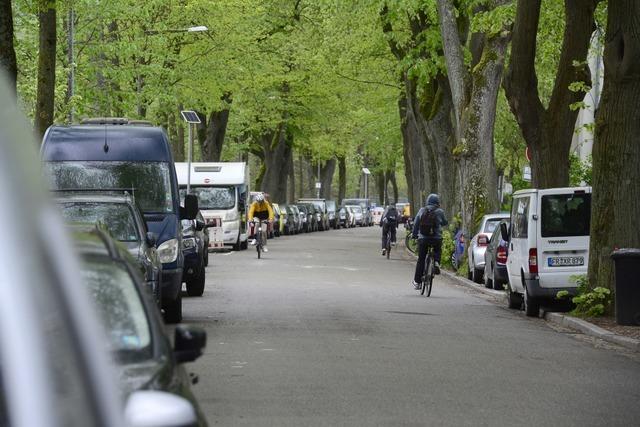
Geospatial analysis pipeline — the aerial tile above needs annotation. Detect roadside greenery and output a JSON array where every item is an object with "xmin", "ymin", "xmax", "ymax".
[{"xmin": 557, "ymin": 275, "xmax": 612, "ymax": 317}]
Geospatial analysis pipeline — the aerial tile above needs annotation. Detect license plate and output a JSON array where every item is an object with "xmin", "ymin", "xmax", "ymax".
[{"xmin": 548, "ymin": 256, "xmax": 584, "ymax": 267}]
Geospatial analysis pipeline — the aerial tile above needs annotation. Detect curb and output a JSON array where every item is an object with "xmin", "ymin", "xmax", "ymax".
[{"xmin": 404, "ymin": 242, "xmax": 640, "ymax": 353}]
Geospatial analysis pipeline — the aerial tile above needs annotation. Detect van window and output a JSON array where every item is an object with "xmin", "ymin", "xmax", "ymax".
[
  {"xmin": 46, "ymin": 161, "xmax": 173, "ymax": 214},
  {"xmin": 180, "ymin": 186, "xmax": 235, "ymax": 210},
  {"xmin": 541, "ymin": 193, "xmax": 591, "ymax": 237},
  {"xmin": 483, "ymin": 218, "xmax": 502, "ymax": 234},
  {"xmin": 511, "ymin": 197, "xmax": 529, "ymax": 238}
]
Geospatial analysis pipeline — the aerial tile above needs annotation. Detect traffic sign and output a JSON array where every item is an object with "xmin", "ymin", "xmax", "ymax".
[{"xmin": 315, "ymin": 182, "xmax": 322, "ymax": 189}]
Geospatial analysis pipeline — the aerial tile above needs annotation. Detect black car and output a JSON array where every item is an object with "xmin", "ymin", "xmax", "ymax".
[
  {"xmin": 56, "ymin": 190, "xmax": 163, "ymax": 305},
  {"xmin": 326, "ymin": 200, "xmax": 340, "ymax": 229},
  {"xmin": 296, "ymin": 203, "xmax": 317, "ymax": 232},
  {"xmin": 74, "ymin": 228, "xmax": 208, "ymax": 426},
  {"xmin": 483, "ymin": 219, "xmax": 510, "ymax": 291},
  {"xmin": 181, "ymin": 211, "xmax": 208, "ymax": 297}
]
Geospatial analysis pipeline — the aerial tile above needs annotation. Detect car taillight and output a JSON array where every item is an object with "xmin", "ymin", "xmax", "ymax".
[
  {"xmin": 496, "ymin": 246, "xmax": 508, "ymax": 264},
  {"xmin": 529, "ymin": 248, "xmax": 538, "ymax": 274},
  {"xmin": 477, "ymin": 234, "xmax": 489, "ymax": 246}
]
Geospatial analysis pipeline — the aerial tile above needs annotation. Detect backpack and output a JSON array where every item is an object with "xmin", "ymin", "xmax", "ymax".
[
  {"xmin": 419, "ymin": 207, "xmax": 438, "ymax": 235},
  {"xmin": 386, "ymin": 208, "xmax": 398, "ymax": 224}
]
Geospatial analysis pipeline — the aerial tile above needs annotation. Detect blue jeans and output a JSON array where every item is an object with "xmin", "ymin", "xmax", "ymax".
[{"xmin": 414, "ymin": 238, "xmax": 442, "ymax": 283}]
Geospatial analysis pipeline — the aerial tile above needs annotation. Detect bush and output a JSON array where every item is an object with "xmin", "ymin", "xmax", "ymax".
[
  {"xmin": 557, "ymin": 275, "xmax": 611, "ymax": 317},
  {"xmin": 441, "ymin": 229, "xmax": 454, "ymax": 269}
]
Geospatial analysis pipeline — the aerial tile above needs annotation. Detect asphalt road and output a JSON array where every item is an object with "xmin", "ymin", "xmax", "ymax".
[{"xmin": 183, "ymin": 226, "xmax": 640, "ymax": 427}]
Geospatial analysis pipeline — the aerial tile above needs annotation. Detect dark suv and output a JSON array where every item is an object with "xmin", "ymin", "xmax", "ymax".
[
  {"xmin": 181, "ymin": 211, "xmax": 208, "ymax": 297},
  {"xmin": 55, "ymin": 190, "xmax": 162, "ymax": 305}
]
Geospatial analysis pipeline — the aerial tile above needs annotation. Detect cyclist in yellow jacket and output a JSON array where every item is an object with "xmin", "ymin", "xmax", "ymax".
[{"xmin": 248, "ymin": 193, "xmax": 274, "ymax": 252}]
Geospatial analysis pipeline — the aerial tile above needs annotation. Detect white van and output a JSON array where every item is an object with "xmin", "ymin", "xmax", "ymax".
[
  {"xmin": 504, "ymin": 187, "xmax": 592, "ymax": 316},
  {"xmin": 176, "ymin": 162, "xmax": 250, "ymax": 250}
]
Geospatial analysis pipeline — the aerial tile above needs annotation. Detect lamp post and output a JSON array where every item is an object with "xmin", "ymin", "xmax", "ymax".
[
  {"xmin": 362, "ymin": 167, "xmax": 371, "ymax": 200},
  {"xmin": 180, "ymin": 111, "xmax": 201, "ymax": 193}
]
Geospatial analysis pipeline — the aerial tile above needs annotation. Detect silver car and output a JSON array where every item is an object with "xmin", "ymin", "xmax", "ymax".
[{"xmin": 467, "ymin": 213, "xmax": 510, "ymax": 283}]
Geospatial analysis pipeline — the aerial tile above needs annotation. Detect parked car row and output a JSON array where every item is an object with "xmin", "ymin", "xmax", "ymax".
[
  {"xmin": 466, "ymin": 187, "xmax": 593, "ymax": 318},
  {"xmin": 1, "ymin": 91, "xmax": 208, "ymax": 427}
]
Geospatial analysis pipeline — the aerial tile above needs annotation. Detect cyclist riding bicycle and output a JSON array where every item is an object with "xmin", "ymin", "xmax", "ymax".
[
  {"xmin": 380, "ymin": 203, "xmax": 399, "ymax": 256},
  {"xmin": 248, "ymin": 193, "xmax": 274, "ymax": 252},
  {"xmin": 411, "ymin": 193, "xmax": 448, "ymax": 289}
]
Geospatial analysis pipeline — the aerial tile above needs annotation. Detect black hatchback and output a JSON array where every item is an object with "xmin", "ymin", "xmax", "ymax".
[{"xmin": 74, "ymin": 228, "xmax": 208, "ymax": 426}]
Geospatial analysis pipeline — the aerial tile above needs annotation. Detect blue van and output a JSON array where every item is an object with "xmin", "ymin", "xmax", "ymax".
[{"xmin": 41, "ymin": 119, "xmax": 198, "ymax": 323}]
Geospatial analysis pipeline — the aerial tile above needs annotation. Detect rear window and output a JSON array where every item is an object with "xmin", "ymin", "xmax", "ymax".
[
  {"xmin": 541, "ymin": 193, "xmax": 591, "ymax": 237},
  {"xmin": 483, "ymin": 218, "xmax": 503, "ymax": 234}
]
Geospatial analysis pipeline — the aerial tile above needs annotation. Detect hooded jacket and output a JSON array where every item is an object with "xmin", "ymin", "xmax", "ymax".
[{"xmin": 412, "ymin": 194, "xmax": 448, "ymax": 239}]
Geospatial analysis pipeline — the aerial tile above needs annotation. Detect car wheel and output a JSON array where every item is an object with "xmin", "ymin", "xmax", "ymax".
[
  {"xmin": 186, "ymin": 266, "xmax": 205, "ymax": 297},
  {"xmin": 507, "ymin": 282, "xmax": 522, "ymax": 309},
  {"xmin": 240, "ymin": 238, "xmax": 248, "ymax": 250},
  {"xmin": 203, "ymin": 249, "xmax": 209, "ymax": 267},
  {"xmin": 524, "ymin": 284, "xmax": 540, "ymax": 317},
  {"xmin": 163, "ymin": 293, "xmax": 183, "ymax": 323},
  {"xmin": 233, "ymin": 236, "xmax": 241, "ymax": 251},
  {"xmin": 472, "ymin": 267, "xmax": 483, "ymax": 284},
  {"xmin": 483, "ymin": 265, "xmax": 493, "ymax": 288}
]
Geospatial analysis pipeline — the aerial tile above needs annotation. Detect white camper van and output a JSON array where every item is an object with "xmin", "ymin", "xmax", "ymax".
[
  {"xmin": 176, "ymin": 162, "xmax": 249, "ymax": 250},
  {"xmin": 504, "ymin": 186, "xmax": 592, "ymax": 317}
]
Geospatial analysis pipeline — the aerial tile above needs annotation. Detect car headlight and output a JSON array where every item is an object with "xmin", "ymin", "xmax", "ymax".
[
  {"xmin": 157, "ymin": 238, "xmax": 179, "ymax": 263},
  {"xmin": 182, "ymin": 237, "xmax": 196, "ymax": 250}
]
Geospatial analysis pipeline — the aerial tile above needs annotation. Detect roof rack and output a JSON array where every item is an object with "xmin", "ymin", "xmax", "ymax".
[{"xmin": 79, "ymin": 117, "xmax": 154, "ymax": 126}]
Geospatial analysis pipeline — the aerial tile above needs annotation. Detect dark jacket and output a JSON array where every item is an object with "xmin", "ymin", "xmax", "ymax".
[
  {"xmin": 412, "ymin": 194, "xmax": 448, "ymax": 240},
  {"xmin": 380, "ymin": 206, "xmax": 398, "ymax": 226}
]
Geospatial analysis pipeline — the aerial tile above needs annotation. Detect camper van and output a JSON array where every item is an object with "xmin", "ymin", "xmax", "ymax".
[
  {"xmin": 503, "ymin": 186, "xmax": 592, "ymax": 317},
  {"xmin": 175, "ymin": 162, "xmax": 249, "ymax": 250}
]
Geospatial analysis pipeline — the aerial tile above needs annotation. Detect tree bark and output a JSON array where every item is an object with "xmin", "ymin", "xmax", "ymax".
[
  {"xmin": 199, "ymin": 92, "xmax": 232, "ymax": 162},
  {"xmin": 259, "ymin": 124, "xmax": 292, "ymax": 202},
  {"xmin": 338, "ymin": 155, "xmax": 346, "ymax": 205},
  {"xmin": 503, "ymin": 0, "xmax": 599, "ymax": 188},
  {"xmin": 35, "ymin": 0, "xmax": 57, "ymax": 138},
  {"xmin": 588, "ymin": 0, "xmax": 640, "ymax": 299},
  {"xmin": 320, "ymin": 158, "xmax": 336, "ymax": 199},
  {"xmin": 288, "ymin": 151, "xmax": 295, "ymax": 203},
  {"xmin": 0, "ymin": 0, "xmax": 17, "ymax": 94},
  {"xmin": 437, "ymin": 0, "xmax": 504, "ymax": 236}
]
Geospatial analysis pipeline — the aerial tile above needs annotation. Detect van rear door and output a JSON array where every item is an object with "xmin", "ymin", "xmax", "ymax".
[
  {"xmin": 507, "ymin": 193, "xmax": 533, "ymax": 293},
  {"xmin": 536, "ymin": 188, "xmax": 591, "ymax": 288}
]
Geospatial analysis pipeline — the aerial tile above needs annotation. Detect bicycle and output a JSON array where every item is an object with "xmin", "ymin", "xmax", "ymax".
[
  {"xmin": 420, "ymin": 244, "xmax": 435, "ymax": 297},
  {"xmin": 253, "ymin": 219, "xmax": 267, "ymax": 259},
  {"xmin": 385, "ymin": 227, "xmax": 392, "ymax": 259}
]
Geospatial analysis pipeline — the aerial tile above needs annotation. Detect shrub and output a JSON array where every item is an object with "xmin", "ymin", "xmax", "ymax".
[{"xmin": 557, "ymin": 275, "xmax": 611, "ymax": 317}]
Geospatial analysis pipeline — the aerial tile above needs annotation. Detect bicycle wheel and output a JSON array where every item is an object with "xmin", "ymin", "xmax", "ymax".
[
  {"xmin": 386, "ymin": 234, "xmax": 391, "ymax": 259},
  {"xmin": 425, "ymin": 255, "xmax": 434, "ymax": 297},
  {"xmin": 420, "ymin": 256, "xmax": 429, "ymax": 295}
]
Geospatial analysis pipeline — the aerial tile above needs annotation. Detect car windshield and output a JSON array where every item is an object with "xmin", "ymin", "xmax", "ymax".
[
  {"xmin": 180, "ymin": 186, "xmax": 235, "ymax": 210},
  {"xmin": 59, "ymin": 202, "xmax": 139, "ymax": 242},
  {"xmin": 81, "ymin": 258, "xmax": 152, "ymax": 364},
  {"xmin": 541, "ymin": 193, "xmax": 591, "ymax": 237},
  {"xmin": 483, "ymin": 218, "xmax": 504, "ymax": 234},
  {"xmin": 45, "ymin": 161, "xmax": 174, "ymax": 214}
]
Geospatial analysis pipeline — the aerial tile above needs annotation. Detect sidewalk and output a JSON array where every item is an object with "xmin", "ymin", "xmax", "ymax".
[{"xmin": 404, "ymin": 242, "xmax": 640, "ymax": 352}]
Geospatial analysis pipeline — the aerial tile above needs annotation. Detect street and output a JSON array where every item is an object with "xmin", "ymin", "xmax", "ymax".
[{"xmin": 184, "ymin": 226, "xmax": 640, "ymax": 427}]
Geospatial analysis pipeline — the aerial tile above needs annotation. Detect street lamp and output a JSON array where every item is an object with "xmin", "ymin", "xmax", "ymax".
[
  {"xmin": 180, "ymin": 111, "xmax": 201, "ymax": 193},
  {"xmin": 362, "ymin": 167, "xmax": 371, "ymax": 200}
]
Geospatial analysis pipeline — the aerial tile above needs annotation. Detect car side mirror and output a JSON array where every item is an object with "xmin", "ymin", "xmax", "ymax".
[
  {"xmin": 500, "ymin": 222, "xmax": 509, "ymax": 242},
  {"xmin": 174, "ymin": 325, "xmax": 206, "ymax": 363},
  {"xmin": 183, "ymin": 194, "xmax": 198, "ymax": 220},
  {"xmin": 146, "ymin": 232, "xmax": 157, "ymax": 247},
  {"xmin": 195, "ymin": 220, "xmax": 206, "ymax": 231},
  {"xmin": 125, "ymin": 390, "xmax": 197, "ymax": 427}
]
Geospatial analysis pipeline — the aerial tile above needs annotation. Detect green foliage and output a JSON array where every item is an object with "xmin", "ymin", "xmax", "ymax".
[
  {"xmin": 569, "ymin": 154, "xmax": 592, "ymax": 186},
  {"xmin": 557, "ymin": 275, "xmax": 612, "ymax": 317},
  {"xmin": 441, "ymin": 228, "xmax": 455, "ymax": 269}
]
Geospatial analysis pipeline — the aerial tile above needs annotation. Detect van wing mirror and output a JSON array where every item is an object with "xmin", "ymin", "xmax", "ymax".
[
  {"xmin": 183, "ymin": 194, "xmax": 198, "ymax": 220},
  {"xmin": 125, "ymin": 390, "xmax": 197, "ymax": 427},
  {"xmin": 500, "ymin": 222, "xmax": 509, "ymax": 242}
]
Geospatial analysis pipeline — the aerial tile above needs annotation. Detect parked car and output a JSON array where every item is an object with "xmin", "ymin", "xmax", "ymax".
[
  {"xmin": 42, "ymin": 118, "xmax": 199, "ymax": 323},
  {"xmin": 181, "ymin": 211, "xmax": 208, "ymax": 297},
  {"xmin": 503, "ymin": 187, "xmax": 592, "ymax": 316},
  {"xmin": 467, "ymin": 213, "xmax": 510, "ymax": 284},
  {"xmin": 484, "ymin": 219, "xmax": 510, "ymax": 291},
  {"xmin": 298, "ymin": 198, "xmax": 330, "ymax": 231},
  {"xmin": 290, "ymin": 204, "xmax": 304, "ymax": 233},
  {"xmin": 371, "ymin": 206, "xmax": 385, "ymax": 225},
  {"xmin": 55, "ymin": 190, "xmax": 163, "ymax": 306},
  {"xmin": 0, "ymin": 83, "xmax": 199, "ymax": 427},
  {"xmin": 338, "ymin": 207, "xmax": 350, "ymax": 228},
  {"xmin": 74, "ymin": 228, "xmax": 208, "ymax": 426},
  {"xmin": 346, "ymin": 205, "xmax": 363, "ymax": 226},
  {"xmin": 451, "ymin": 228, "xmax": 465, "ymax": 270},
  {"xmin": 271, "ymin": 202, "xmax": 282, "ymax": 237},
  {"xmin": 284, "ymin": 204, "xmax": 300, "ymax": 234},
  {"xmin": 296, "ymin": 203, "xmax": 314, "ymax": 232},
  {"xmin": 342, "ymin": 198, "xmax": 372, "ymax": 226},
  {"xmin": 326, "ymin": 200, "xmax": 340, "ymax": 229}
]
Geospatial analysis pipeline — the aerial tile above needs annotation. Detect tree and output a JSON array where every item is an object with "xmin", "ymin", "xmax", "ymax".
[
  {"xmin": 503, "ymin": 0, "xmax": 600, "ymax": 188},
  {"xmin": 0, "ymin": 0, "xmax": 17, "ymax": 93},
  {"xmin": 588, "ymin": 1, "xmax": 640, "ymax": 297},
  {"xmin": 34, "ymin": 0, "xmax": 56, "ymax": 137},
  {"xmin": 436, "ymin": 0, "xmax": 508, "ymax": 234}
]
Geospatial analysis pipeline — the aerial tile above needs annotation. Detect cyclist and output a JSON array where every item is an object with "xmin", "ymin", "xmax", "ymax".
[
  {"xmin": 380, "ymin": 203, "xmax": 399, "ymax": 256},
  {"xmin": 248, "ymin": 193, "xmax": 274, "ymax": 252},
  {"xmin": 411, "ymin": 193, "xmax": 448, "ymax": 289}
]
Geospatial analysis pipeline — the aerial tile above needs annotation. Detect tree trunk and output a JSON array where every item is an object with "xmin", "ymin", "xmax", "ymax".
[
  {"xmin": 588, "ymin": 0, "xmax": 640, "ymax": 299},
  {"xmin": 338, "ymin": 155, "xmax": 346, "ymax": 205},
  {"xmin": 376, "ymin": 173, "xmax": 385, "ymax": 205},
  {"xmin": 287, "ymin": 150, "xmax": 295, "ymax": 203},
  {"xmin": 306, "ymin": 157, "xmax": 316, "ymax": 197},
  {"xmin": 437, "ymin": 0, "xmax": 504, "ymax": 235},
  {"xmin": 0, "ymin": 0, "xmax": 17, "ymax": 94},
  {"xmin": 200, "ymin": 93, "xmax": 232, "ymax": 162},
  {"xmin": 297, "ymin": 153, "xmax": 304, "ymax": 199},
  {"xmin": 504, "ymin": 0, "xmax": 600, "ymax": 188},
  {"xmin": 390, "ymin": 170, "xmax": 399, "ymax": 204},
  {"xmin": 320, "ymin": 158, "xmax": 336, "ymax": 199},
  {"xmin": 35, "ymin": 0, "xmax": 56, "ymax": 138},
  {"xmin": 260, "ymin": 125, "xmax": 292, "ymax": 202}
]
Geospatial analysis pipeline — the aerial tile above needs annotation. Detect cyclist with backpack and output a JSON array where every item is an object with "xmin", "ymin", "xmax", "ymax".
[
  {"xmin": 411, "ymin": 193, "xmax": 448, "ymax": 289},
  {"xmin": 380, "ymin": 203, "xmax": 399, "ymax": 256}
]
